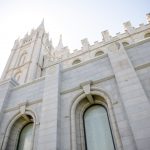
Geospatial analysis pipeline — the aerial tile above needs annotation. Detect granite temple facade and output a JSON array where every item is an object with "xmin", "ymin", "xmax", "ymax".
[{"xmin": 0, "ymin": 13, "xmax": 150, "ymax": 150}]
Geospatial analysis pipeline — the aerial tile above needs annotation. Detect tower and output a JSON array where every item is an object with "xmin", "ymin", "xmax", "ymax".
[{"xmin": 1, "ymin": 20, "xmax": 52, "ymax": 84}]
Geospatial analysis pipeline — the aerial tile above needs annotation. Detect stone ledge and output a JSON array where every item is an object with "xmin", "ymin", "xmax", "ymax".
[
  {"xmin": 61, "ymin": 74, "xmax": 115, "ymax": 94},
  {"xmin": 62, "ymin": 53, "xmax": 108, "ymax": 72},
  {"xmin": 3, "ymin": 99, "xmax": 42, "ymax": 113},
  {"xmin": 12, "ymin": 76, "xmax": 45, "ymax": 90}
]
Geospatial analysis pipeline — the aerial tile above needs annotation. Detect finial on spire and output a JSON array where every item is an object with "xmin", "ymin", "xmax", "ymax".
[
  {"xmin": 26, "ymin": 32, "xmax": 28, "ymax": 35},
  {"xmin": 59, "ymin": 34, "xmax": 63, "ymax": 46},
  {"xmin": 41, "ymin": 18, "xmax": 44, "ymax": 25},
  {"xmin": 56, "ymin": 34, "xmax": 64, "ymax": 50},
  {"xmin": 13, "ymin": 37, "xmax": 20, "ymax": 49},
  {"xmin": 38, "ymin": 18, "xmax": 45, "ymax": 30},
  {"xmin": 24, "ymin": 32, "xmax": 28, "ymax": 38},
  {"xmin": 49, "ymin": 38, "xmax": 54, "ymax": 51}
]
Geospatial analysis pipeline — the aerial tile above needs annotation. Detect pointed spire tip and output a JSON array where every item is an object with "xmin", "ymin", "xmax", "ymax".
[
  {"xmin": 41, "ymin": 18, "xmax": 44, "ymax": 25},
  {"xmin": 56, "ymin": 34, "xmax": 64, "ymax": 50},
  {"xmin": 38, "ymin": 18, "xmax": 45, "ymax": 29}
]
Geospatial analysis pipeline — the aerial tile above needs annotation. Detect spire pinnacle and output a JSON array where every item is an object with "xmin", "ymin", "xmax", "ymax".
[
  {"xmin": 41, "ymin": 18, "xmax": 44, "ymax": 26},
  {"xmin": 38, "ymin": 18, "xmax": 45, "ymax": 30},
  {"xmin": 24, "ymin": 32, "xmax": 28, "ymax": 38},
  {"xmin": 56, "ymin": 34, "xmax": 64, "ymax": 50},
  {"xmin": 49, "ymin": 38, "xmax": 54, "ymax": 50}
]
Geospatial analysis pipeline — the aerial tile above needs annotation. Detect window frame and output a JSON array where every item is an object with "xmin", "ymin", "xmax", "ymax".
[
  {"xmin": 2, "ymin": 112, "xmax": 37, "ymax": 150},
  {"xmin": 70, "ymin": 91, "xmax": 122, "ymax": 150}
]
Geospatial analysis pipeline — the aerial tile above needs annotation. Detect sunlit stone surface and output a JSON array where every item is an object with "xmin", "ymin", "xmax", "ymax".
[{"xmin": 0, "ymin": 14, "xmax": 150, "ymax": 150}]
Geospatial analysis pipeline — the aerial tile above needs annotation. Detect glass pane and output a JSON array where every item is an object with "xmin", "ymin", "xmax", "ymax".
[
  {"xmin": 84, "ymin": 105, "xmax": 115, "ymax": 150},
  {"xmin": 17, "ymin": 123, "xmax": 33, "ymax": 150}
]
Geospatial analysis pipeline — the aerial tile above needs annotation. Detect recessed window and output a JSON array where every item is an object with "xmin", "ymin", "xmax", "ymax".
[
  {"xmin": 144, "ymin": 33, "xmax": 150, "ymax": 38},
  {"xmin": 122, "ymin": 42, "xmax": 129, "ymax": 46},
  {"xmin": 5, "ymin": 115, "xmax": 34, "ymax": 150},
  {"xmin": 84, "ymin": 105, "xmax": 115, "ymax": 150},
  {"xmin": 19, "ymin": 53, "xmax": 27, "ymax": 66},
  {"xmin": 17, "ymin": 123, "xmax": 33, "ymax": 150},
  {"xmin": 95, "ymin": 51, "xmax": 104, "ymax": 56},
  {"xmin": 14, "ymin": 72, "xmax": 21, "ymax": 81},
  {"xmin": 72, "ymin": 59, "xmax": 81, "ymax": 65}
]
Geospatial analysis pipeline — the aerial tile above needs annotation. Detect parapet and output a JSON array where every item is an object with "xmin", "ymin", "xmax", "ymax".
[
  {"xmin": 53, "ymin": 12, "xmax": 150, "ymax": 62},
  {"xmin": 12, "ymin": 13, "xmax": 150, "ymax": 65}
]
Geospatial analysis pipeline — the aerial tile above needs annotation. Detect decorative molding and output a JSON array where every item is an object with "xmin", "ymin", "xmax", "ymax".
[
  {"xmin": 0, "ymin": 78, "xmax": 19, "ymax": 86},
  {"xmin": 3, "ymin": 99, "xmax": 42, "ymax": 113},
  {"xmin": 13, "ymin": 61, "xmax": 32, "ymax": 69},
  {"xmin": 135, "ymin": 62, "xmax": 150, "ymax": 70},
  {"xmin": 62, "ymin": 54, "xmax": 108, "ymax": 72},
  {"xmin": 125, "ymin": 36, "xmax": 150, "ymax": 50},
  {"xmin": 12, "ymin": 76, "xmax": 45, "ymax": 90},
  {"xmin": 60, "ymin": 86, "xmax": 81, "ymax": 94},
  {"xmin": 80, "ymin": 81, "xmax": 94, "ymax": 104},
  {"xmin": 19, "ymin": 102, "xmax": 27, "ymax": 114},
  {"xmin": 60, "ymin": 74, "xmax": 115, "ymax": 94}
]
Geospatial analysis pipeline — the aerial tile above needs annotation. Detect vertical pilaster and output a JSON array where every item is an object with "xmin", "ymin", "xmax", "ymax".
[
  {"xmin": 108, "ymin": 43, "xmax": 150, "ymax": 149},
  {"xmin": 37, "ymin": 63, "xmax": 61, "ymax": 149},
  {"xmin": 0, "ymin": 79, "xmax": 18, "ymax": 147},
  {"xmin": 27, "ymin": 36, "xmax": 43, "ymax": 82}
]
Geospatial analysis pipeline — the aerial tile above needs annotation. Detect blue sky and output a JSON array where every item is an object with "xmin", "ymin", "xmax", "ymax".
[{"xmin": 0, "ymin": 0, "xmax": 149, "ymax": 76}]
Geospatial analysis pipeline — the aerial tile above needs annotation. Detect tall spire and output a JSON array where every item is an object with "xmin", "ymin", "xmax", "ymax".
[
  {"xmin": 24, "ymin": 32, "xmax": 28, "ymax": 38},
  {"xmin": 56, "ymin": 34, "xmax": 64, "ymax": 51},
  {"xmin": 38, "ymin": 18, "xmax": 45, "ymax": 30},
  {"xmin": 50, "ymin": 38, "xmax": 53, "ymax": 47},
  {"xmin": 49, "ymin": 38, "xmax": 54, "ymax": 51}
]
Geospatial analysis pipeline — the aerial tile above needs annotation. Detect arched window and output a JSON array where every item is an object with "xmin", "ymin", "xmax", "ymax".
[
  {"xmin": 17, "ymin": 123, "xmax": 33, "ymax": 150},
  {"xmin": 5, "ymin": 115, "xmax": 34, "ymax": 150},
  {"xmin": 14, "ymin": 72, "xmax": 21, "ymax": 81},
  {"xmin": 84, "ymin": 105, "xmax": 115, "ymax": 150},
  {"xmin": 95, "ymin": 51, "xmax": 104, "ymax": 56},
  {"xmin": 144, "ymin": 33, "xmax": 150, "ymax": 38},
  {"xmin": 122, "ymin": 42, "xmax": 129, "ymax": 47},
  {"xmin": 19, "ymin": 53, "xmax": 27, "ymax": 66},
  {"xmin": 72, "ymin": 59, "xmax": 81, "ymax": 65}
]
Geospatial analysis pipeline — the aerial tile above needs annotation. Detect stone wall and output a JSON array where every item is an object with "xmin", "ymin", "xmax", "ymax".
[{"xmin": 0, "ymin": 15, "xmax": 150, "ymax": 149}]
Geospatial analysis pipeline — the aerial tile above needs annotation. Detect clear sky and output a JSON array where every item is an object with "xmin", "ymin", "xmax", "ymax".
[{"xmin": 0, "ymin": 0, "xmax": 149, "ymax": 76}]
